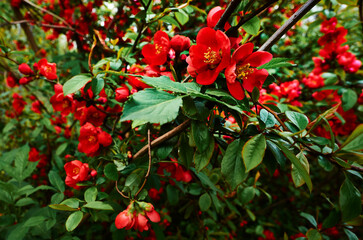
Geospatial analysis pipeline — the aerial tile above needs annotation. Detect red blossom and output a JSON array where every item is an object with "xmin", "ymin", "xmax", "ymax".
[
  {"xmin": 6, "ymin": 74, "xmax": 18, "ymax": 88},
  {"xmin": 18, "ymin": 63, "xmax": 34, "ymax": 75},
  {"xmin": 187, "ymin": 27, "xmax": 231, "ymax": 85},
  {"xmin": 31, "ymin": 100, "xmax": 42, "ymax": 114},
  {"xmin": 225, "ymin": 42, "xmax": 272, "ymax": 100},
  {"xmin": 12, "ymin": 93, "xmax": 27, "ymax": 115},
  {"xmin": 38, "ymin": 58, "xmax": 57, "ymax": 80},
  {"xmin": 78, "ymin": 106, "xmax": 106, "ymax": 127},
  {"xmin": 142, "ymin": 31, "xmax": 170, "ymax": 66},
  {"xmin": 50, "ymin": 84, "xmax": 74, "ymax": 116},
  {"xmin": 170, "ymin": 35, "xmax": 191, "ymax": 54},
  {"xmin": 29, "ymin": 147, "xmax": 40, "ymax": 162},
  {"xmin": 115, "ymin": 84, "xmax": 130, "ymax": 103},
  {"xmin": 78, "ymin": 122, "xmax": 112, "ymax": 156},
  {"xmin": 64, "ymin": 160, "xmax": 90, "ymax": 189}
]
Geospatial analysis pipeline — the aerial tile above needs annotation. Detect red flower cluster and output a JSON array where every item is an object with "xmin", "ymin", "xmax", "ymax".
[
  {"xmin": 64, "ymin": 160, "xmax": 92, "ymax": 189},
  {"xmin": 142, "ymin": 31, "xmax": 170, "ymax": 66},
  {"xmin": 12, "ymin": 93, "xmax": 26, "ymax": 115},
  {"xmin": 50, "ymin": 84, "xmax": 73, "ymax": 116},
  {"xmin": 157, "ymin": 158, "xmax": 192, "ymax": 183},
  {"xmin": 17, "ymin": 59, "xmax": 58, "ymax": 85},
  {"xmin": 269, "ymin": 80, "xmax": 302, "ymax": 106},
  {"xmin": 78, "ymin": 122, "xmax": 112, "ymax": 156},
  {"xmin": 115, "ymin": 201, "xmax": 160, "ymax": 232},
  {"xmin": 28, "ymin": 147, "xmax": 48, "ymax": 168}
]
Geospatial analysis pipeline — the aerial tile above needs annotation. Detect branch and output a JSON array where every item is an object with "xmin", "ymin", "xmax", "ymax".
[
  {"xmin": 257, "ymin": 102, "xmax": 289, "ymax": 131},
  {"xmin": 259, "ymin": 0, "xmax": 321, "ymax": 51},
  {"xmin": 214, "ymin": 0, "xmax": 242, "ymax": 31},
  {"xmin": 132, "ymin": 119, "xmax": 191, "ymax": 160}
]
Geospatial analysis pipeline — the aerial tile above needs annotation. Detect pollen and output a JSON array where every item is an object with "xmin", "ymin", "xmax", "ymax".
[
  {"xmin": 236, "ymin": 63, "xmax": 254, "ymax": 80},
  {"xmin": 73, "ymin": 167, "xmax": 80, "ymax": 175},
  {"xmin": 204, "ymin": 47, "xmax": 221, "ymax": 67},
  {"xmin": 155, "ymin": 44, "xmax": 163, "ymax": 54},
  {"xmin": 88, "ymin": 135, "xmax": 96, "ymax": 143}
]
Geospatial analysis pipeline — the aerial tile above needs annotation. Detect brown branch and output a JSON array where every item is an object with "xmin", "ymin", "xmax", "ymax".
[
  {"xmin": 132, "ymin": 119, "xmax": 191, "ymax": 160},
  {"xmin": 12, "ymin": 6, "xmax": 40, "ymax": 56},
  {"xmin": 214, "ymin": 0, "xmax": 242, "ymax": 31},
  {"xmin": 259, "ymin": 0, "xmax": 321, "ymax": 51}
]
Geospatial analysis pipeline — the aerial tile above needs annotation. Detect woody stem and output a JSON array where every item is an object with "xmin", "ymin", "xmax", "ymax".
[
  {"xmin": 259, "ymin": 0, "xmax": 321, "ymax": 51},
  {"xmin": 214, "ymin": 0, "xmax": 242, "ymax": 31}
]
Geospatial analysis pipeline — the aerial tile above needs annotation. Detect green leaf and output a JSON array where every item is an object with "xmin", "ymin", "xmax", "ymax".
[
  {"xmin": 120, "ymin": 89, "xmax": 183, "ymax": 126},
  {"xmin": 66, "ymin": 211, "xmax": 83, "ymax": 232},
  {"xmin": 221, "ymin": 139, "xmax": 248, "ymax": 189},
  {"xmin": 15, "ymin": 198, "xmax": 36, "ymax": 207},
  {"xmin": 285, "ymin": 111, "xmax": 309, "ymax": 130},
  {"xmin": 49, "ymin": 204, "xmax": 79, "ymax": 211},
  {"xmin": 292, "ymin": 152, "xmax": 310, "ymax": 187},
  {"xmin": 191, "ymin": 169, "xmax": 223, "ymax": 194},
  {"xmin": 91, "ymin": 76, "xmax": 105, "ymax": 96},
  {"xmin": 344, "ymin": 229, "xmax": 359, "ymax": 240},
  {"xmin": 300, "ymin": 212, "xmax": 317, "ymax": 228},
  {"xmin": 192, "ymin": 120, "xmax": 211, "ymax": 152},
  {"xmin": 337, "ymin": 0, "xmax": 358, "ymax": 6},
  {"xmin": 257, "ymin": 58, "xmax": 295, "ymax": 70},
  {"xmin": 104, "ymin": 163, "xmax": 119, "ymax": 181},
  {"xmin": 166, "ymin": 185, "xmax": 179, "ymax": 206},
  {"xmin": 322, "ymin": 209, "xmax": 340, "ymax": 229},
  {"xmin": 175, "ymin": 9, "xmax": 189, "ymax": 25},
  {"xmin": 340, "ymin": 124, "xmax": 363, "ymax": 151},
  {"xmin": 63, "ymin": 74, "xmax": 92, "ymax": 95},
  {"xmin": 194, "ymin": 137, "xmax": 215, "ymax": 171},
  {"xmin": 260, "ymin": 109, "xmax": 277, "ymax": 128},
  {"xmin": 84, "ymin": 187, "xmax": 98, "ymax": 203},
  {"xmin": 48, "ymin": 171, "xmax": 65, "ymax": 192},
  {"xmin": 306, "ymin": 229, "xmax": 322, "ymax": 240},
  {"xmin": 23, "ymin": 216, "xmax": 46, "ymax": 227},
  {"xmin": 139, "ymin": 75, "xmax": 187, "ymax": 93},
  {"xmin": 342, "ymin": 89, "xmax": 358, "ymax": 111},
  {"xmin": 179, "ymin": 133, "xmax": 193, "ymax": 169},
  {"xmin": 160, "ymin": 15, "xmax": 181, "ymax": 28},
  {"xmin": 242, "ymin": 134, "xmax": 266, "ymax": 172},
  {"xmin": 199, "ymin": 193, "xmax": 211, "ymax": 211},
  {"xmin": 56, "ymin": 143, "xmax": 68, "ymax": 156},
  {"xmin": 242, "ymin": 16, "xmax": 260, "ymax": 35},
  {"xmin": 83, "ymin": 201, "xmax": 113, "ymax": 211},
  {"xmin": 339, "ymin": 177, "xmax": 361, "ymax": 222},
  {"xmin": 237, "ymin": 186, "xmax": 255, "ymax": 205},
  {"xmin": 274, "ymin": 141, "xmax": 313, "ymax": 192},
  {"xmin": 61, "ymin": 198, "xmax": 80, "ymax": 208}
]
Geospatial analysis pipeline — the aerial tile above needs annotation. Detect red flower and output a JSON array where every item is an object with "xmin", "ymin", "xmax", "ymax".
[
  {"xmin": 317, "ymin": 27, "xmax": 347, "ymax": 47},
  {"xmin": 64, "ymin": 160, "xmax": 90, "ymax": 189},
  {"xmin": 170, "ymin": 35, "xmax": 190, "ymax": 54},
  {"xmin": 225, "ymin": 42, "xmax": 272, "ymax": 100},
  {"xmin": 29, "ymin": 147, "xmax": 40, "ymax": 162},
  {"xmin": 320, "ymin": 17, "xmax": 337, "ymax": 33},
  {"xmin": 38, "ymin": 58, "xmax": 57, "ymax": 80},
  {"xmin": 115, "ymin": 209, "xmax": 135, "ymax": 230},
  {"xmin": 115, "ymin": 84, "xmax": 130, "ymax": 103},
  {"xmin": 78, "ymin": 106, "xmax": 106, "ymax": 127},
  {"xmin": 157, "ymin": 158, "xmax": 192, "ymax": 183},
  {"xmin": 31, "ymin": 100, "xmax": 42, "ymax": 114},
  {"xmin": 337, "ymin": 51, "xmax": 362, "ymax": 73},
  {"xmin": 142, "ymin": 31, "xmax": 170, "ymax": 66},
  {"xmin": 187, "ymin": 27, "xmax": 231, "ymax": 85},
  {"xmin": 12, "ymin": 93, "xmax": 26, "ymax": 115},
  {"xmin": 18, "ymin": 63, "xmax": 34, "ymax": 75},
  {"xmin": 78, "ymin": 122, "xmax": 112, "ymax": 156},
  {"xmin": 207, "ymin": 7, "xmax": 231, "ymax": 31},
  {"xmin": 302, "ymin": 73, "xmax": 324, "ymax": 89},
  {"xmin": 50, "ymin": 84, "xmax": 73, "ymax": 116},
  {"xmin": 6, "ymin": 74, "xmax": 17, "ymax": 88}
]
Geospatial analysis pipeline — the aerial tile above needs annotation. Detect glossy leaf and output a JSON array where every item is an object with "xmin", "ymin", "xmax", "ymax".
[
  {"xmin": 66, "ymin": 211, "xmax": 83, "ymax": 232},
  {"xmin": 242, "ymin": 134, "xmax": 266, "ymax": 172},
  {"xmin": 63, "ymin": 74, "xmax": 92, "ymax": 95},
  {"xmin": 339, "ymin": 177, "xmax": 361, "ymax": 222}
]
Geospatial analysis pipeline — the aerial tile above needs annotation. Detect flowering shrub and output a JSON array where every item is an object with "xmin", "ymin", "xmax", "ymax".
[{"xmin": 0, "ymin": 0, "xmax": 362, "ymax": 239}]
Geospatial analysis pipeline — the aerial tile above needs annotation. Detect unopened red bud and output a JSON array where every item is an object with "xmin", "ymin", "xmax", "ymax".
[
  {"xmin": 18, "ymin": 63, "xmax": 34, "ymax": 75},
  {"xmin": 90, "ymin": 169, "xmax": 97, "ymax": 177},
  {"xmin": 170, "ymin": 35, "xmax": 191, "ymax": 53},
  {"xmin": 19, "ymin": 77, "xmax": 30, "ymax": 85},
  {"xmin": 115, "ymin": 85, "xmax": 130, "ymax": 103}
]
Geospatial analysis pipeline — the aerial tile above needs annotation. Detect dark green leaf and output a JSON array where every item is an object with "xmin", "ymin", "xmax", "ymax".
[
  {"xmin": 257, "ymin": 58, "xmax": 295, "ymax": 70},
  {"xmin": 179, "ymin": 133, "xmax": 193, "ymax": 169},
  {"xmin": 322, "ymin": 209, "xmax": 340, "ymax": 229},
  {"xmin": 300, "ymin": 212, "xmax": 317, "ymax": 227},
  {"xmin": 342, "ymin": 89, "xmax": 358, "ymax": 111},
  {"xmin": 221, "ymin": 139, "xmax": 248, "ymax": 189},
  {"xmin": 104, "ymin": 163, "xmax": 119, "ymax": 181},
  {"xmin": 194, "ymin": 137, "xmax": 214, "ymax": 171},
  {"xmin": 49, "ymin": 204, "xmax": 79, "ymax": 211},
  {"xmin": 166, "ymin": 185, "xmax": 179, "ymax": 206},
  {"xmin": 306, "ymin": 229, "xmax": 322, "ymax": 240},
  {"xmin": 339, "ymin": 177, "xmax": 361, "ymax": 222},
  {"xmin": 340, "ymin": 124, "xmax": 363, "ymax": 151},
  {"xmin": 48, "ymin": 171, "xmax": 65, "ymax": 192},
  {"xmin": 139, "ymin": 75, "xmax": 187, "ymax": 93},
  {"xmin": 237, "ymin": 186, "xmax": 255, "ymax": 205},
  {"xmin": 199, "ymin": 193, "xmax": 211, "ymax": 211},
  {"xmin": 192, "ymin": 120, "xmax": 211, "ymax": 152},
  {"xmin": 91, "ymin": 76, "xmax": 105, "ymax": 96},
  {"xmin": 242, "ymin": 134, "xmax": 266, "ymax": 172},
  {"xmin": 292, "ymin": 152, "xmax": 310, "ymax": 187},
  {"xmin": 344, "ymin": 229, "xmax": 359, "ymax": 240}
]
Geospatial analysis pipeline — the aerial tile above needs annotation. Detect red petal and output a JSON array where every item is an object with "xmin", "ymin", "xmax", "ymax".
[
  {"xmin": 196, "ymin": 27, "xmax": 219, "ymax": 48},
  {"xmin": 242, "ymin": 51, "xmax": 273, "ymax": 67},
  {"xmin": 196, "ymin": 69, "xmax": 219, "ymax": 85},
  {"xmin": 232, "ymin": 42, "xmax": 254, "ymax": 63},
  {"xmin": 225, "ymin": 62, "xmax": 237, "ymax": 84},
  {"xmin": 227, "ymin": 80, "xmax": 245, "ymax": 100},
  {"xmin": 242, "ymin": 69, "xmax": 269, "ymax": 92}
]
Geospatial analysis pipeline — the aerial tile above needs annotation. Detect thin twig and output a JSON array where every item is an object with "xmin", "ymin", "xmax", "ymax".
[
  {"xmin": 259, "ymin": 0, "xmax": 321, "ymax": 51},
  {"xmin": 134, "ymin": 128, "xmax": 152, "ymax": 198},
  {"xmin": 0, "ymin": 54, "xmax": 20, "ymax": 65},
  {"xmin": 115, "ymin": 180, "xmax": 130, "ymax": 199},
  {"xmin": 257, "ymin": 102, "xmax": 289, "ymax": 131},
  {"xmin": 133, "ymin": 119, "xmax": 191, "ymax": 160}
]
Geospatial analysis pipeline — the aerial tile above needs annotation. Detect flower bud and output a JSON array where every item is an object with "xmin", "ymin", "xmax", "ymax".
[
  {"xmin": 170, "ymin": 35, "xmax": 190, "ymax": 53},
  {"xmin": 18, "ymin": 63, "xmax": 34, "ymax": 75}
]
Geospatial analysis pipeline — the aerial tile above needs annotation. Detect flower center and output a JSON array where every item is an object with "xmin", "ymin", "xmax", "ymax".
[
  {"xmin": 236, "ymin": 63, "xmax": 254, "ymax": 80},
  {"xmin": 88, "ymin": 135, "xmax": 96, "ymax": 143},
  {"xmin": 204, "ymin": 47, "xmax": 221, "ymax": 68},
  {"xmin": 73, "ymin": 167, "xmax": 80, "ymax": 175},
  {"xmin": 155, "ymin": 44, "xmax": 163, "ymax": 54}
]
